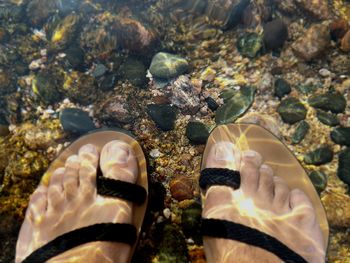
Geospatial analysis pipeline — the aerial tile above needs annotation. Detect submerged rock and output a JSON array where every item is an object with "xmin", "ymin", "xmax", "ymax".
[
  {"xmin": 331, "ymin": 127, "xmax": 350, "ymax": 146},
  {"xmin": 64, "ymin": 46, "xmax": 85, "ymax": 70},
  {"xmin": 170, "ymin": 176, "xmax": 194, "ymax": 201},
  {"xmin": 50, "ymin": 13, "xmax": 81, "ymax": 50},
  {"xmin": 341, "ymin": 29, "xmax": 350, "ymax": 52},
  {"xmin": 156, "ymin": 224, "xmax": 189, "ymax": 263},
  {"xmin": 330, "ymin": 19, "xmax": 349, "ymax": 41},
  {"xmin": 294, "ymin": 0, "xmax": 329, "ymax": 20},
  {"xmin": 277, "ymin": 97, "xmax": 307, "ymax": 124},
  {"xmin": 149, "ymin": 52, "xmax": 189, "ymax": 79},
  {"xmin": 120, "ymin": 58, "xmax": 147, "ymax": 87},
  {"xmin": 216, "ymin": 86, "xmax": 256, "ymax": 124},
  {"xmin": 26, "ymin": 0, "xmax": 58, "ymax": 26},
  {"xmin": 206, "ymin": 0, "xmax": 250, "ymax": 29},
  {"xmin": 236, "ymin": 32, "xmax": 263, "ymax": 58},
  {"xmin": 186, "ymin": 121, "xmax": 210, "ymax": 145},
  {"xmin": 32, "ymin": 70, "xmax": 63, "ymax": 104},
  {"xmin": 338, "ymin": 148, "xmax": 350, "ymax": 186},
  {"xmin": 274, "ymin": 78, "xmax": 291, "ymax": 99},
  {"xmin": 304, "ymin": 146, "xmax": 333, "ymax": 165},
  {"xmin": 181, "ymin": 202, "xmax": 202, "ymax": 244},
  {"xmin": 0, "ymin": 68, "xmax": 15, "ymax": 96},
  {"xmin": 205, "ymin": 97, "xmax": 219, "ymax": 111},
  {"xmin": 0, "ymin": 27, "xmax": 10, "ymax": 44},
  {"xmin": 308, "ymin": 170, "xmax": 327, "ymax": 194},
  {"xmin": 291, "ymin": 120, "xmax": 310, "ymax": 144},
  {"xmin": 292, "ymin": 24, "xmax": 330, "ymax": 61},
  {"xmin": 147, "ymin": 104, "xmax": 177, "ymax": 131},
  {"xmin": 308, "ymin": 92, "xmax": 346, "ymax": 114},
  {"xmin": 60, "ymin": 108, "xmax": 96, "ymax": 135},
  {"xmin": 263, "ymin": 19, "xmax": 288, "ymax": 51},
  {"xmin": 316, "ymin": 110, "xmax": 339, "ymax": 127}
]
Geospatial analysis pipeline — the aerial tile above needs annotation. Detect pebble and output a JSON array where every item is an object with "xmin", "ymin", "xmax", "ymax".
[
  {"xmin": 163, "ymin": 208, "xmax": 171, "ymax": 219},
  {"xmin": 274, "ymin": 78, "xmax": 291, "ymax": 99},
  {"xmin": 308, "ymin": 170, "xmax": 327, "ymax": 194},
  {"xmin": 330, "ymin": 19, "xmax": 349, "ymax": 41},
  {"xmin": 236, "ymin": 32, "xmax": 263, "ymax": 58},
  {"xmin": 338, "ymin": 148, "xmax": 350, "ymax": 186},
  {"xmin": 186, "ymin": 121, "xmax": 210, "ymax": 145},
  {"xmin": 59, "ymin": 108, "xmax": 96, "ymax": 135},
  {"xmin": 318, "ymin": 68, "xmax": 331, "ymax": 77},
  {"xmin": 331, "ymin": 127, "xmax": 350, "ymax": 146},
  {"xmin": 205, "ymin": 97, "xmax": 219, "ymax": 111},
  {"xmin": 291, "ymin": 120, "xmax": 310, "ymax": 144},
  {"xmin": 263, "ymin": 19, "xmax": 288, "ymax": 50},
  {"xmin": 149, "ymin": 52, "xmax": 189, "ymax": 79},
  {"xmin": 316, "ymin": 110, "xmax": 339, "ymax": 127},
  {"xmin": 150, "ymin": 149, "xmax": 161, "ymax": 158},
  {"xmin": 308, "ymin": 92, "xmax": 346, "ymax": 114},
  {"xmin": 277, "ymin": 97, "xmax": 307, "ymax": 124},
  {"xmin": 170, "ymin": 176, "xmax": 194, "ymax": 201},
  {"xmin": 147, "ymin": 104, "xmax": 177, "ymax": 131},
  {"xmin": 304, "ymin": 146, "xmax": 333, "ymax": 165},
  {"xmin": 92, "ymin": 64, "xmax": 107, "ymax": 78}
]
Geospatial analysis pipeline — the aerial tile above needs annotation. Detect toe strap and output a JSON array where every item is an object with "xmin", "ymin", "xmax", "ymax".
[
  {"xmin": 96, "ymin": 167, "xmax": 147, "ymax": 205},
  {"xmin": 22, "ymin": 223, "xmax": 137, "ymax": 263},
  {"xmin": 199, "ymin": 168, "xmax": 241, "ymax": 190},
  {"xmin": 201, "ymin": 218, "xmax": 307, "ymax": 263}
]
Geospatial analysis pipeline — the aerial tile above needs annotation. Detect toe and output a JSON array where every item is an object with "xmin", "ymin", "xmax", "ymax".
[
  {"xmin": 63, "ymin": 155, "xmax": 80, "ymax": 200},
  {"xmin": 205, "ymin": 142, "xmax": 241, "ymax": 171},
  {"xmin": 78, "ymin": 144, "xmax": 99, "ymax": 195},
  {"xmin": 272, "ymin": 176, "xmax": 291, "ymax": 213},
  {"xmin": 240, "ymin": 150, "xmax": 263, "ymax": 195},
  {"xmin": 203, "ymin": 185, "xmax": 234, "ymax": 220},
  {"xmin": 100, "ymin": 140, "xmax": 138, "ymax": 184},
  {"xmin": 257, "ymin": 164, "xmax": 274, "ymax": 203},
  {"xmin": 47, "ymin": 167, "xmax": 65, "ymax": 211},
  {"xmin": 289, "ymin": 189, "xmax": 316, "ymax": 225},
  {"xmin": 28, "ymin": 185, "xmax": 48, "ymax": 223}
]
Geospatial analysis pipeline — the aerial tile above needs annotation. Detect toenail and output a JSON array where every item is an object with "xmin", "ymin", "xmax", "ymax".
[
  {"xmin": 260, "ymin": 164, "xmax": 273, "ymax": 172},
  {"xmin": 243, "ymin": 150, "xmax": 257, "ymax": 158},
  {"xmin": 79, "ymin": 144, "xmax": 97, "ymax": 154},
  {"xmin": 67, "ymin": 155, "xmax": 79, "ymax": 163},
  {"xmin": 215, "ymin": 143, "xmax": 235, "ymax": 161}
]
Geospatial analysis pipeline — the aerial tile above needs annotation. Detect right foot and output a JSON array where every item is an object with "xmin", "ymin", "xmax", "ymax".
[
  {"xmin": 16, "ymin": 140, "xmax": 139, "ymax": 263},
  {"xmin": 202, "ymin": 142, "xmax": 326, "ymax": 263}
]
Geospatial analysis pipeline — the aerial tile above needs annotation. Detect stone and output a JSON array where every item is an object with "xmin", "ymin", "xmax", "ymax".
[
  {"xmin": 308, "ymin": 171, "xmax": 327, "ymax": 194},
  {"xmin": 257, "ymin": 72, "xmax": 274, "ymax": 92},
  {"xmin": 330, "ymin": 19, "xmax": 349, "ymax": 41},
  {"xmin": 169, "ymin": 176, "xmax": 194, "ymax": 201},
  {"xmin": 205, "ymin": 97, "xmax": 219, "ymax": 111},
  {"xmin": 330, "ymin": 127, "xmax": 350, "ymax": 146},
  {"xmin": 215, "ymin": 86, "xmax": 256, "ymax": 124},
  {"xmin": 263, "ymin": 19, "xmax": 288, "ymax": 50},
  {"xmin": 186, "ymin": 121, "xmax": 210, "ymax": 145},
  {"xmin": 341, "ymin": 29, "xmax": 350, "ymax": 52},
  {"xmin": 156, "ymin": 224, "xmax": 189, "ymax": 263},
  {"xmin": 322, "ymin": 192, "xmax": 350, "ymax": 228},
  {"xmin": 292, "ymin": 24, "xmax": 330, "ymax": 61},
  {"xmin": 99, "ymin": 74, "xmax": 117, "ymax": 92},
  {"xmin": 149, "ymin": 52, "xmax": 189, "ymax": 79},
  {"xmin": 304, "ymin": 146, "xmax": 333, "ymax": 165},
  {"xmin": 236, "ymin": 32, "xmax": 263, "ymax": 58},
  {"xmin": 296, "ymin": 84, "xmax": 319, "ymax": 95},
  {"xmin": 206, "ymin": 0, "xmax": 250, "ymax": 29},
  {"xmin": 0, "ymin": 27, "xmax": 10, "ymax": 44},
  {"xmin": 294, "ymin": 0, "xmax": 329, "ymax": 20},
  {"xmin": 59, "ymin": 108, "xmax": 96, "ymax": 135},
  {"xmin": 308, "ymin": 92, "xmax": 346, "ymax": 114},
  {"xmin": 274, "ymin": 78, "xmax": 291, "ymax": 99},
  {"xmin": 63, "ymin": 46, "xmax": 85, "ymax": 70},
  {"xmin": 181, "ymin": 203, "xmax": 202, "ymax": 244},
  {"xmin": 291, "ymin": 120, "xmax": 310, "ymax": 144},
  {"xmin": 147, "ymin": 104, "xmax": 177, "ymax": 131},
  {"xmin": 338, "ymin": 148, "xmax": 350, "ymax": 186},
  {"xmin": 120, "ymin": 58, "xmax": 147, "ymax": 87},
  {"xmin": 316, "ymin": 110, "xmax": 339, "ymax": 127},
  {"xmin": 92, "ymin": 64, "xmax": 107, "ymax": 78},
  {"xmin": 50, "ymin": 14, "xmax": 81, "ymax": 50},
  {"xmin": 32, "ymin": 70, "xmax": 62, "ymax": 104},
  {"xmin": 277, "ymin": 97, "xmax": 307, "ymax": 124},
  {"xmin": 0, "ymin": 68, "xmax": 15, "ymax": 96}
]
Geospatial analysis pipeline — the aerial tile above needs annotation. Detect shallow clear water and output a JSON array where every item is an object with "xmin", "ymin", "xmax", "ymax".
[{"xmin": 1, "ymin": 0, "xmax": 350, "ymax": 262}]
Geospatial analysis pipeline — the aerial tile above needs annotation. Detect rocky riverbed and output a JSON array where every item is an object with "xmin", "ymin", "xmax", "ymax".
[{"xmin": 1, "ymin": 0, "xmax": 350, "ymax": 262}]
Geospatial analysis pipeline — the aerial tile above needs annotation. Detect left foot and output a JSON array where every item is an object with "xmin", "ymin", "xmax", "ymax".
[{"xmin": 16, "ymin": 140, "xmax": 139, "ymax": 263}]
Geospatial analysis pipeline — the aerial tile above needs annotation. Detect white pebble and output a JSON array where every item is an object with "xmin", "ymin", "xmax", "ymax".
[
  {"xmin": 163, "ymin": 208, "xmax": 171, "ymax": 219},
  {"xmin": 150, "ymin": 149, "xmax": 161, "ymax": 158},
  {"xmin": 319, "ymin": 68, "xmax": 331, "ymax": 77}
]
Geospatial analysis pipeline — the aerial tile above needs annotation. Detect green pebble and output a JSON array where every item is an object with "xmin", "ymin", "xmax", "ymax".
[
  {"xmin": 277, "ymin": 97, "xmax": 307, "ymax": 124},
  {"xmin": 292, "ymin": 120, "xmax": 310, "ymax": 144},
  {"xmin": 308, "ymin": 92, "xmax": 346, "ymax": 113},
  {"xmin": 316, "ymin": 110, "xmax": 339, "ymax": 127},
  {"xmin": 274, "ymin": 78, "xmax": 291, "ymax": 99},
  {"xmin": 304, "ymin": 146, "xmax": 333, "ymax": 165},
  {"xmin": 236, "ymin": 32, "xmax": 263, "ymax": 58},
  {"xmin": 149, "ymin": 52, "xmax": 189, "ymax": 79},
  {"xmin": 308, "ymin": 171, "xmax": 327, "ymax": 194},
  {"xmin": 186, "ymin": 121, "xmax": 209, "ymax": 145},
  {"xmin": 338, "ymin": 148, "xmax": 350, "ymax": 186},
  {"xmin": 330, "ymin": 127, "xmax": 350, "ymax": 146}
]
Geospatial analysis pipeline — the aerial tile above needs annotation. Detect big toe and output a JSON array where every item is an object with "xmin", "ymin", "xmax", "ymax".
[
  {"xmin": 205, "ymin": 142, "xmax": 241, "ymax": 170},
  {"xmin": 100, "ymin": 140, "xmax": 138, "ymax": 184}
]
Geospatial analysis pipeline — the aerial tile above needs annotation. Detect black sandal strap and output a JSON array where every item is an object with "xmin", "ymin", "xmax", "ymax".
[
  {"xmin": 96, "ymin": 166, "xmax": 147, "ymax": 205},
  {"xmin": 202, "ymin": 218, "xmax": 307, "ymax": 263},
  {"xmin": 200, "ymin": 168, "xmax": 241, "ymax": 190},
  {"xmin": 22, "ymin": 223, "xmax": 137, "ymax": 263}
]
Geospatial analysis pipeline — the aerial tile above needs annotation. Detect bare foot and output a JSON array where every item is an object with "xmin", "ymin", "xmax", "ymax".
[
  {"xmin": 16, "ymin": 140, "xmax": 139, "ymax": 263},
  {"xmin": 202, "ymin": 142, "xmax": 326, "ymax": 263}
]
